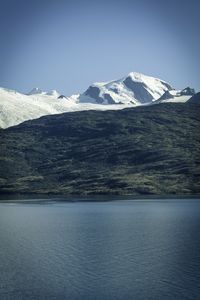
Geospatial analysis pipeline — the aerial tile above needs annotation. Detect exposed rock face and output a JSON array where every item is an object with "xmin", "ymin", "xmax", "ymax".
[
  {"xmin": 0, "ymin": 72, "xmax": 195, "ymax": 129},
  {"xmin": 123, "ymin": 77, "xmax": 154, "ymax": 103},
  {"xmin": 58, "ymin": 95, "xmax": 67, "ymax": 99},
  {"xmin": 84, "ymin": 86, "xmax": 105, "ymax": 104},
  {"xmin": 103, "ymin": 93, "xmax": 116, "ymax": 104},
  {"xmin": 155, "ymin": 87, "xmax": 195, "ymax": 104},
  {"xmin": 157, "ymin": 90, "xmax": 174, "ymax": 101},
  {"xmin": 81, "ymin": 72, "xmax": 173, "ymax": 105},
  {"xmin": 180, "ymin": 87, "xmax": 195, "ymax": 96}
]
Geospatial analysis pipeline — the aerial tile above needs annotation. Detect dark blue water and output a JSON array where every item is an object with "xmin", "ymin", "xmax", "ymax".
[{"xmin": 0, "ymin": 199, "xmax": 200, "ymax": 300}]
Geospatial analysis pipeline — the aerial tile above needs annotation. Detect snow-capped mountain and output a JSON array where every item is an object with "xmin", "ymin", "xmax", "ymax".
[
  {"xmin": 0, "ymin": 86, "xmax": 132, "ymax": 129},
  {"xmin": 28, "ymin": 88, "xmax": 60, "ymax": 97},
  {"xmin": 0, "ymin": 72, "xmax": 195, "ymax": 128},
  {"xmin": 28, "ymin": 87, "xmax": 44, "ymax": 95},
  {"xmin": 78, "ymin": 72, "xmax": 173, "ymax": 105},
  {"xmin": 155, "ymin": 87, "xmax": 195, "ymax": 104}
]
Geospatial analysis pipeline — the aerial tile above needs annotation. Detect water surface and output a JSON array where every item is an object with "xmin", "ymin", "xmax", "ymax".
[{"xmin": 0, "ymin": 199, "xmax": 200, "ymax": 299}]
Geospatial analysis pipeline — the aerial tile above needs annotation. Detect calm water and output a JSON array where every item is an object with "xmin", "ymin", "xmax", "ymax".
[{"xmin": 0, "ymin": 199, "xmax": 200, "ymax": 300}]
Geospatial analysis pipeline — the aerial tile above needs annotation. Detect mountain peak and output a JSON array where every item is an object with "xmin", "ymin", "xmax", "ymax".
[
  {"xmin": 180, "ymin": 87, "xmax": 195, "ymax": 96},
  {"xmin": 0, "ymin": 71, "xmax": 194, "ymax": 129},
  {"xmin": 155, "ymin": 86, "xmax": 195, "ymax": 104},
  {"xmin": 127, "ymin": 72, "xmax": 146, "ymax": 81},
  {"xmin": 126, "ymin": 72, "xmax": 172, "ymax": 86},
  {"xmin": 80, "ymin": 72, "xmax": 173, "ymax": 106},
  {"xmin": 28, "ymin": 88, "xmax": 44, "ymax": 95}
]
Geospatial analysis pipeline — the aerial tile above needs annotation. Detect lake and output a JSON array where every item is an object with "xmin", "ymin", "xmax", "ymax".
[{"xmin": 0, "ymin": 199, "xmax": 200, "ymax": 299}]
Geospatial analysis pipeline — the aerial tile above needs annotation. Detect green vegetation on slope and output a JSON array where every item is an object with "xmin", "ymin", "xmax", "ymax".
[{"xmin": 0, "ymin": 102, "xmax": 200, "ymax": 196}]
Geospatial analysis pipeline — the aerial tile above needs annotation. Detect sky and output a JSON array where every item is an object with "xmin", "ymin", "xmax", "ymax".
[{"xmin": 0, "ymin": 0, "xmax": 199, "ymax": 96}]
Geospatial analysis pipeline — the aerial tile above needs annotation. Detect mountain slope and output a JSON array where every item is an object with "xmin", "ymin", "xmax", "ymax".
[
  {"xmin": 79, "ymin": 72, "xmax": 173, "ymax": 105},
  {"xmin": 0, "ymin": 72, "xmax": 174, "ymax": 128},
  {"xmin": 0, "ymin": 72, "xmax": 196, "ymax": 129},
  {"xmin": 188, "ymin": 92, "xmax": 200, "ymax": 104},
  {"xmin": 0, "ymin": 87, "xmax": 132, "ymax": 129},
  {"xmin": 155, "ymin": 87, "xmax": 195, "ymax": 104},
  {"xmin": 0, "ymin": 102, "xmax": 199, "ymax": 197}
]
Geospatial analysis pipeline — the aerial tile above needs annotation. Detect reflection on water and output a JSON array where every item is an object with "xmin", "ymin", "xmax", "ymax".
[{"xmin": 0, "ymin": 199, "xmax": 200, "ymax": 299}]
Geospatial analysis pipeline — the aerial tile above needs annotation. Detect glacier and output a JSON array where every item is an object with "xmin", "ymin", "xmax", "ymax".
[{"xmin": 0, "ymin": 72, "xmax": 195, "ymax": 128}]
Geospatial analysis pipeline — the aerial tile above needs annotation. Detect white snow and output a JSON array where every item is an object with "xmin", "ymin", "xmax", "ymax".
[
  {"xmin": 154, "ymin": 89, "xmax": 192, "ymax": 104},
  {"xmin": 0, "ymin": 87, "xmax": 132, "ymax": 128},
  {"xmin": 0, "ymin": 72, "xmax": 192, "ymax": 129},
  {"xmin": 28, "ymin": 87, "xmax": 44, "ymax": 95},
  {"xmin": 156, "ymin": 95, "xmax": 191, "ymax": 103},
  {"xmin": 128, "ymin": 72, "xmax": 171, "ymax": 100},
  {"xmin": 46, "ymin": 90, "xmax": 60, "ymax": 97},
  {"xmin": 80, "ymin": 72, "xmax": 173, "ymax": 105}
]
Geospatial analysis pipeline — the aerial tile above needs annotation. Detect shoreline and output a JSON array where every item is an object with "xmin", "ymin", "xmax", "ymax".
[{"xmin": 0, "ymin": 193, "xmax": 200, "ymax": 203}]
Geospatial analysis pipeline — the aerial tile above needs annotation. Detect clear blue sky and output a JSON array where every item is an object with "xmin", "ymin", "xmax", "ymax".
[{"xmin": 0, "ymin": 0, "xmax": 199, "ymax": 95}]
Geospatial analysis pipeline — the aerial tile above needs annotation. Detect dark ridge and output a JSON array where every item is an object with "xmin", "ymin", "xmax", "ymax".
[
  {"xmin": 57, "ymin": 95, "xmax": 67, "ymax": 99},
  {"xmin": 0, "ymin": 103, "xmax": 200, "ymax": 197},
  {"xmin": 180, "ymin": 87, "xmax": 195, "ymax": 96},
  {"xmin": 187, "ymin": 92, "xmax": 200, "ymax": 103},
  {"xmin": 103, "ymin": 93, "xmax": 116, "ymax": 104},
  {"xmin": 110, "ymin": 88, "xmax": 119, "ymax": 94},
  {"xmin": 123, "ymin": 76, "xmax": 153, "ymax": 103},
  {"xmin": 157, "ymin": 90, "xmax": 174, "ymax": 101},
  {"xmin": 84, "ymin": 86, "xmax": 104, "ymax": 104}
]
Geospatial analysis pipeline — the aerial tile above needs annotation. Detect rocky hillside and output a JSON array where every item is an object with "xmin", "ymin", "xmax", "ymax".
[{"xmin": 0, "ymin": 102, "xmax": 199, "ymax": 197}]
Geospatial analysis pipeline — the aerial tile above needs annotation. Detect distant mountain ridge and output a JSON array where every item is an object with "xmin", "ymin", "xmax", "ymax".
[
  {"xmin": 0, "ymin": 72, "xmax": 196, "ymax": 128},
  {"xmin": 79, "ymin": 72, "xmax": 173, "ymax": 105},
  {"xmin": 154, "ymin": 87, "xmax": 195, "ymax": 104}
]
